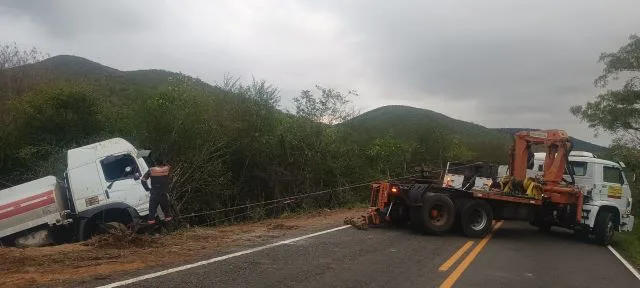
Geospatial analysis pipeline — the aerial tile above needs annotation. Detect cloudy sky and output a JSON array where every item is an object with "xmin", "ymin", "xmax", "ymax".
[{"xmin": 1, "ymin": 0, "xmax": 639, "ymax": 146}]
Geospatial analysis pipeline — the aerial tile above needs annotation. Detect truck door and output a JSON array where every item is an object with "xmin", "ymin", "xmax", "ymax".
[
  {"xmin": 98, "ymin": 153, "xmax": 150, "ymax": 216},
  {"xmin": 568, "ymin": 160, "xmax": 590, "ymax": 192},
  {"xmin": 600, "ymin": 164, "xmax": 627, "ymax": 214}
]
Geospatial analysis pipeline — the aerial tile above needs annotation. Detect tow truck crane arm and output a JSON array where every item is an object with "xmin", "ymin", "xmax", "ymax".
[
  {"xmin": 508, "ymin": 129, "xmax": 583, "ymax": 222},
  {"xmin": 510, "ymin": 129, "xmax": 574, "ymax": 186}
]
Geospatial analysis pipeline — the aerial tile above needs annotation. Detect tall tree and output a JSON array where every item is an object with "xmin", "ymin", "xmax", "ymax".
[
  {"xmin": 0, "ymin": 42, "xmax": 49, "ymax": 98},
  {"xmin": 571, "ymin": 34, "xmax": 640, "ymax": 213},
  {"xmin": 570, "ymin": 34, "xmax": 640, "ymax": 145},
  {"xmin": 293, "ymin": 85, "xmax": 359, "ymax": 125},
  {"xmin": 0, "ymin": 43, "xmax": 48, "ymax": 184}
]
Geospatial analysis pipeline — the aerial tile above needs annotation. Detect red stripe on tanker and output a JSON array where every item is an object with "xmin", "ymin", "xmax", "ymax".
[{"xmin": 0, "ymin": 190, "xmax": 55, "ymax": 221}]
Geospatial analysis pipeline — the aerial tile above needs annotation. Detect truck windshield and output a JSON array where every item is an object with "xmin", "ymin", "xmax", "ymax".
[{"xmin": 101, "ymin": 154, "xmax": 139, "ymax": 181}]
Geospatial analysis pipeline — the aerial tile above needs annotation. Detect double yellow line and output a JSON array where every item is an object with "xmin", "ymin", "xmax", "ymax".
[{"xmin": 437, "ymin": 221, "xmax": 504, "ymax": 288}]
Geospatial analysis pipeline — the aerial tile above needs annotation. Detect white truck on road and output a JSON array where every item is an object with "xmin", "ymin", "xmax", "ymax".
[
  {"xmin": 489, "ymin": 151, "xmax": 634, "ymax": 237},
  {"xmin": 0, "ymin": 138, "xmax": 153, "ymax": 247},
  {"xmin": 526, "ymin": 151, "xmax": 634, "ymax": 233}
]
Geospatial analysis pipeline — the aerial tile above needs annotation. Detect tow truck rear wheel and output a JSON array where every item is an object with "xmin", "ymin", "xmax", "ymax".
[
  {"xmin": 420, "ymin": 194, "xmax": 455, "ymax": 235},
  {"xmin": 459, "ymin": 200, "xmax": 493, "ymax": 238},
  {"xmin": 389, "ymin": 202, "xmax": 409, "ymax": 226},
  {"xmin": 453, "ymin": 199, "xmax": 473, "ymax": 232},
  {"xmin": 409, "ymin": 207, "xmax": 424, "ymax": 232}
]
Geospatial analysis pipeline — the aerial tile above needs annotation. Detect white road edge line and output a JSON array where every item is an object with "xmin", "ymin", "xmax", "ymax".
[
  {"xmin": 94, "ymin": 225, "xmax": 351, "ymax": 288},
  {"xmin": 607, "ymin": 245, "xmax": 640, "ymax": 281}
]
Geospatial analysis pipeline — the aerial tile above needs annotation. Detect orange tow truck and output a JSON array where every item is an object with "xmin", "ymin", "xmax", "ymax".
[{"xmin": 365, "ymin": 129, "xmax": 631, "ymax": 245}]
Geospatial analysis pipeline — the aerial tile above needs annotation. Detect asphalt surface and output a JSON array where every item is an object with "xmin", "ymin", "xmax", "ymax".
[{"xmin": 90, "ymin": 221, "xmax": 639, "ymax": 288}]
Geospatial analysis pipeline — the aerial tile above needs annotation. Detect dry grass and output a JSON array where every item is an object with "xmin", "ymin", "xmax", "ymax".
[{"xmin": 0, "ymin": 207, "xmax": 359, "ymax": 288}]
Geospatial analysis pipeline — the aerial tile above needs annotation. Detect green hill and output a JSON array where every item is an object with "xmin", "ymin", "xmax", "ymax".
[
  {"xmin": 23, "ymin": 54, "xmax": 122, "ymax": 77},
  {"xmin": 340, "ymin": 105, "xmax": 610, "ymax": 164},
  {"xmin": 0, "ymin": 55, "xmax": 220, "ymax": 102},
  {"xmin": 340, "ymin": 105, "xmax": 513, "ymax": 163},
  {"xmin": 343, "ymin": 105, "xmax": 511, "ymax": 143}
]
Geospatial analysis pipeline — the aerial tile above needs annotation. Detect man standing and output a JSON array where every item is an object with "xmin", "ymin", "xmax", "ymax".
[{"xmin": 141, "ymin": 158, "xmax": 173, "ymax": 225}]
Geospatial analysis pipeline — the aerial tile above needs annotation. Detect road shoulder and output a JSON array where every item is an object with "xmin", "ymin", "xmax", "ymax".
[{"xmin": 0, "ymin": 208, "xmax": 361, "ymax": 288}]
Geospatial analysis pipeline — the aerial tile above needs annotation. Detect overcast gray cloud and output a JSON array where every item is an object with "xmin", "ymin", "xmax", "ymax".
[{"xmin": 1, "ymin": 0, "xmax": 639, "ymax": 146}]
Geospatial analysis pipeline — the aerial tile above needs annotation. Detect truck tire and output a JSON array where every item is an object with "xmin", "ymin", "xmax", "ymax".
[
  {"xmin": 409, "ymin": 207, "xmax": 424, "ymax": 232},
  {"xmin": 100, "ymin": 222, "xmax": 130, "ymax": 236},
  {"xmin": 536, "ymin": 221, "xmax": 552, "ymax": 233},
  {"xmin": 453, "ymin": 199, "xmax": 473, "ymax": 232},
  {"xmin": 594, "ymin": 211, "xmax": 615, "ymax": 246},
  {"xmin": 389, "ymin": 202, "xmax": 409, "ymax": 226},
  {"xmin": 420, "ymin": 194, "xmax": 456, "ymax": 235},
  {"xmin": 459, "ymin": 200, "xmax": 493, "ymax": 238}
]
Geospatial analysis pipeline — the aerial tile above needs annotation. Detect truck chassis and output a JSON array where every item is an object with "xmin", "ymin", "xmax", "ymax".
[{"xmin": 366, "ymin": 177, "xmax": 606, "ymax": 244}]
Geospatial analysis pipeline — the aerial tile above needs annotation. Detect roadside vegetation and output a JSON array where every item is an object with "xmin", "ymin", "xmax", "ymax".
[{"xmin": 572, "ymin": 34, "xmax": 640, "ymax": 266}]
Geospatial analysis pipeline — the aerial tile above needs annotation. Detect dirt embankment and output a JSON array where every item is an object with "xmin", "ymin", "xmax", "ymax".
[{"xmin": 0, "ymin": 208, "xmax": 363, "ymax": 288}]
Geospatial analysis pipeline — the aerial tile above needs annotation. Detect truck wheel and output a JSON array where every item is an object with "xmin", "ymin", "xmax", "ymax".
[
  {"xmin": 100, "ymin": 222, "xmax": 130, "ymax": 236},
  {"xmin": 390, "ymin": 203, "xmax": 409, "ymax": 226},
  {"xmin": 421, "ymin": 194, "xmax": 455, "ymax": 235},
  {"xmin": 453, "ymin": 199, "xmax": 473, "ymax": 233},
  {"xmin": 536, "ymin": 221, "xmax": 552, "ymax": 233},
  {"xmin": 573, "ymin": 228, "xmax": 590, "ymax": 242},
  {"xmin": 409, "ymin": 207, "xmax": 424, "ymax": 232},
  {"xmin": 594, "ymin": 211, "xmax": 615, "ymax": 246},
  {"xmin": 460, "ymin": 200, "xmax": 493, "ymax": 238}
]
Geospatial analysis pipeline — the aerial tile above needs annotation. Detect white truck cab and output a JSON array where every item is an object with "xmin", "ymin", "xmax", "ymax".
[
  {"xmin": 499, "ymin": 151, "xmax": 635, "ymax": 233},
  {"xmin": 67, "ymin": 138, "xmax": 150, "ymax": 217},
  {"xmin": 66, "ymin": 138, "xmax": 152, "ymax": 240},
  {"xmin": 0, "ymin": 138, "xmax": 153, "ymax": 246}
]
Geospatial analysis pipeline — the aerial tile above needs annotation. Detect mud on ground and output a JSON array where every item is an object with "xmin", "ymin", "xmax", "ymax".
[{"xmin": 0, "ymin": 208, "xmax": 364, "ymax": 288}]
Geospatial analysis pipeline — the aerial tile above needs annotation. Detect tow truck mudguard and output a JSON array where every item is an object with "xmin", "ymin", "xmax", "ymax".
[{"xmin": 407, "ymin": 184, "xmax": 432, "ymax": 206}]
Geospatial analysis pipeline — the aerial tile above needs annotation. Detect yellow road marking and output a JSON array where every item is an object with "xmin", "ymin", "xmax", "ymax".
[
  {"xmin": 439, "ymin": 221, "xmax": 504, "ymax": 288},
  {"xmin": 438, "ymin": 241, "xmax": 475, "ymax": 272}
]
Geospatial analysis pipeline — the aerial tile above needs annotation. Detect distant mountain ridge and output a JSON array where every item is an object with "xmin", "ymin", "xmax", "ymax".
[
  {"xmin": 0, "ymin": 55, "xmax": 219, "ymax": 102},
  {"xmin": 343, "ymin": 106, "xmax": 609, "ymax": 161}
]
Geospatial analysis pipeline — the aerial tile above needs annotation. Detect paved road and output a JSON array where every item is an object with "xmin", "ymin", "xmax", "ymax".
[{"xmin": 91, "ymin": 221, "xmax": 639, "ymax": 288}]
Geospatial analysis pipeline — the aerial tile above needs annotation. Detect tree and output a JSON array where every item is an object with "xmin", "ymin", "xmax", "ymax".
[
  {"xmin": 0, "ymin": 84, "xmax": 105, "ymax": 183},
  {"xmin": 293, "ymin": 85, "xmax": 359, "ymax": 125},
  {"xmin": 219, "ymin": 73, "xmax": 281, "ymax": 108},
  {"xmin": 0, "ymin": 42, "xmax": 47, "ymax": 70},
  {"xmin": 0, "ymin": 42, "xmax": 49, "ymax": 98},
  {"xmin": 571, "ymin": 34, "xmax": 640, "ymax": 215},
  {"xmin": 570, "ymin": 34, "xmax": 640, "ymax": 142},
  {"xmin": 367, "ymin": 136, "xmax": 416, "ymax": 177}
]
